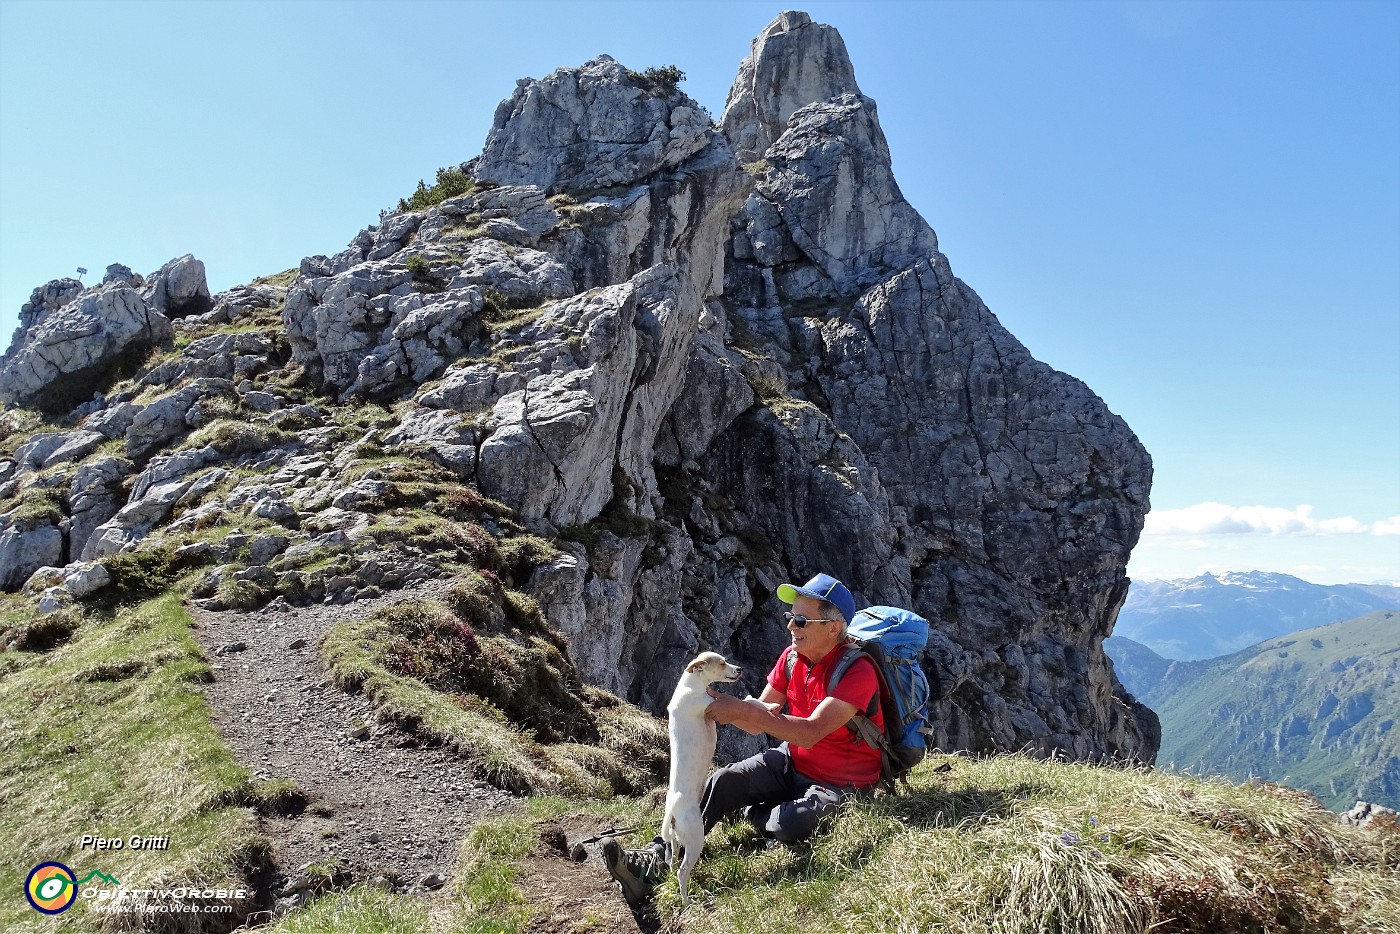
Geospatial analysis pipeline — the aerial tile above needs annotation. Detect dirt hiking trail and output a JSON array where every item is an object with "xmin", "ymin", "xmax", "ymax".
[{"xmin": 191, "ymin": 584, "xmax": 650, "ymax": 931}]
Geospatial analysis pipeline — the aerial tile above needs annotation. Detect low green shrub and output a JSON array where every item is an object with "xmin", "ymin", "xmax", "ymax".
[
  {"xmin": 626, "ymin": 64, "xmax": 685, "ymax": 97},
  {"xmin": 396, "ymin": 166, "xmax": 476, "ymax": 213},
  {"xmin": 102, "ymin": 545, "xmax": 183, "ymax": 603},
  {"xmin": 404, "ymin": 254, "xmax": 443, "ymax": 293},
  {"xmin": 405, "ymin": 255, "xmax": 430, "ymax": 278}
]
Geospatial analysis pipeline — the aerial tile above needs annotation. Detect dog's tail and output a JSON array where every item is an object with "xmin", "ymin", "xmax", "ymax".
[{"xmin": 660, "ymin": 809, "xmax": 678, "ymax": 851}]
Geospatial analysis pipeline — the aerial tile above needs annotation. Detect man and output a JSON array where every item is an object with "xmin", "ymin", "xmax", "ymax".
[{"xmin": 605, "ymin": 572, "xmax": 883, "ymax": 905}]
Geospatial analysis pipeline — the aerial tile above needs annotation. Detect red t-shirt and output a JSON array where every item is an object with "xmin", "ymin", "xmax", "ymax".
[{"xmin": 767, "ymin": 643, "xmax": 884, "ymax": 789}]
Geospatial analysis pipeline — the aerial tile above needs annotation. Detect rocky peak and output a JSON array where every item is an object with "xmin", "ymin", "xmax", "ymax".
[
  {"xmin": 0, "ymin": 12, "xmax": 1158, "ymax": 767},
  {"xmin": 722, "ymin": 10, "xmax": 863, "ymax": 164},
  {"xmin": 474, "ymin": 55, "xmax": 721, "ymax": 196}
]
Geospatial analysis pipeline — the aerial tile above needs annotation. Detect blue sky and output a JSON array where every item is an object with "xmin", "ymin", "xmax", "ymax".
[{"xmin": 1, "ymin": 0, "xmax": 1396, "ymax": 584}]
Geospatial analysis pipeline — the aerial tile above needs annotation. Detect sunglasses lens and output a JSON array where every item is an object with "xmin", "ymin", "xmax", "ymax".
[{"xmin": 784, "ymin": 612, "xmax": 809, "ymax": 627}]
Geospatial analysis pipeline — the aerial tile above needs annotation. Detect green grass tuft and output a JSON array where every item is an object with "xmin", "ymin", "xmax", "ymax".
[
  {"xmin": 269, "ymin": 883, "xmax": 430, "ymax": 934},
  {"xmin": 180, "ymin": 418, "xmax": 295, "ymax": 456}
]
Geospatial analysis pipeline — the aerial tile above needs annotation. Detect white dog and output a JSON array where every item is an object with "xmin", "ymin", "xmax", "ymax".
[{"xmin": 661, "ymin": 651, "xmax": 741, "ymax": 905}]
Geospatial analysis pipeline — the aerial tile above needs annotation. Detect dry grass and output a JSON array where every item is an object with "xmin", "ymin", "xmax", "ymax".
[
  {"xmin": 321, "ymin": 589, "xmax": 667, "ymax": 798},
  {"xmin": 670, "ymin": 753, "xmax": 1399, "ymax": 933},
  {"xmin": 439, "ymin": 751, "xmax": 1398, "ymax": 934}
]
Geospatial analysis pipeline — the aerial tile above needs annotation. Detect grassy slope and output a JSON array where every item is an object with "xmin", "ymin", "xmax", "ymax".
[
  {"xmin": 446, "ymin": 752, "xmax": 1400, "ymax": 934},
  {"xmin": 1, "ymin": 586, "xmax": 1395, "ymax": 934},
  {"xmin": 0, "ymin": 593, "xmax": 265, "ymax": 932},
  {"xmin": 1148, "ymin": 610, "xmax": 1400, "ymax": 809}
]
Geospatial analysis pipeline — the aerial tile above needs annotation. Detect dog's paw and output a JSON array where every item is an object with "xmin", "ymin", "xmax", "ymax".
[{"xmin": 743, "ymin": 695, "xmax": 781, "ymax": 713}]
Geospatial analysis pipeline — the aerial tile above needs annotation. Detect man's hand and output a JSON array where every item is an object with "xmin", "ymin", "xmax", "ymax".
[{"xmin": 705, "ymin": 689, "xmax": 767, "ymax": 735}]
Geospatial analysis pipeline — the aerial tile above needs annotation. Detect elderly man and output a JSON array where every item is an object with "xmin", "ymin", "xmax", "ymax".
[{"xmin": 605, "ymin": 572, "xmax": 883, "ymax": 906}]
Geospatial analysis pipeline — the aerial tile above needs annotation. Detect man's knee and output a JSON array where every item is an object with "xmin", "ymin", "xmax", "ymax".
[
  {"xmin": 752, "ymin": 783, "xmax": 844, "ymax": 842},
  {"xmin": 749, "ymin": 802, "xmax": 819, "ymax": 842}
]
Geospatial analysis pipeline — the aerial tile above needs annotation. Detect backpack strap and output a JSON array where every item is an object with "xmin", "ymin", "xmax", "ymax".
[
  {"xmin": 789, "ymin": 641, "xmax": 882, "ymax": 734},
  {"xmin": 827, "ymin": 641, "xmax": 879, "ymax": 718},
  {"xmin": 794, "ymin": 639, "xmax": 906, "ymax": 792}
]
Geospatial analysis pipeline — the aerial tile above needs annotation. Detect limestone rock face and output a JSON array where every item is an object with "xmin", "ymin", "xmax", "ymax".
[
  {"xmin": 489, "ymin": 10, "xmax": 1154, "ymax": 763},
  {"xmin": 0, "ymin": 521, "xmax": 63, "ymax": 591},
  {"xmin": 7, "ymin": 278, "xmax": 83, "ymax": 354},
  {"xmin": 754, "ymin": 94, "xmax": 939, "ymax": 295},
  {"xmin": 704, "ymin": 11, "xmax": 1154, "ymax": 761},
  {"xmin": 721, "ymin": 10, "xmax": 861, "ymax": 163},
  {"xmin": 0, "ymin": 282, "xmax": 172, "ymax": 410},
  {"xmin": 69, "ymin": 457, "xmax": 135, "ymax": 561},
  {"xmin": 474, "ymin": 56, "xmax": 717, "ymax": 195},
  {"xmin": 145, "ymin": 254, "xmax": 212, "ymax": 319}
]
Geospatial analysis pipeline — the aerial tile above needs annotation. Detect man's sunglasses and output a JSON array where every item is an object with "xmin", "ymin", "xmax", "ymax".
[{"xmin": 783, "ymin": 612, "xmax": 838, "ymax": 628}]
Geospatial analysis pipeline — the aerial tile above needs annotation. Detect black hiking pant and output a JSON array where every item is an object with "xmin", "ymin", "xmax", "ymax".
[{"xmin": 700, "ymin": 744, "xmax": 855, "ymax": 842}]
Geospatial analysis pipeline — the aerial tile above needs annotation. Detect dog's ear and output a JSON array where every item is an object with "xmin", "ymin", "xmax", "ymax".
[{"xmin": 686, "ymin": 658, "xmax": 707, "ymax": 673}]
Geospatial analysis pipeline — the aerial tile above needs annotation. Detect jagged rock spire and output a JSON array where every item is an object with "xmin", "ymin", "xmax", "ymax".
[
  {"xmin": 724, "ymin": 10, "xmax": 937, "ymax": 297},
  {"xmin": 721, "ymin": 11, "xmax": 863, "ymax": 163},
  {"xmin": 473, "ymin": 55, "xmax": 721, "ymax": 196}
]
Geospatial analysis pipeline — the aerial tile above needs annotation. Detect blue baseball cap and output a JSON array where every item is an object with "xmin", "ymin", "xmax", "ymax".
[{"xmin": 776, "ymin": 573, "xmax": 856, "ymax": 625}]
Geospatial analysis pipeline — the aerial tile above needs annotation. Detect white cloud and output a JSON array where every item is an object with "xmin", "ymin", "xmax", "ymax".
[
  {"xmin": 1144, "ymin": 503, "xmax": 1400, "ymax": 537},
  {"xmin": 1374, "ymin": 516, "xmax": 1400, "ymax": 536}
]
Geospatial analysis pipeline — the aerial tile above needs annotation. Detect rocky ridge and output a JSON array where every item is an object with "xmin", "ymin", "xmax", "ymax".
[{"xmin": 0, "ymin": 11, "xmax": 1157, "ymax": 764}]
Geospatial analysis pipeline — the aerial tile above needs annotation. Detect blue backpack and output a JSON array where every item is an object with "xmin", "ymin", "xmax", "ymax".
[{"xmin": 785, "ymin": 605, "xmax": 933, "ymax": 788}]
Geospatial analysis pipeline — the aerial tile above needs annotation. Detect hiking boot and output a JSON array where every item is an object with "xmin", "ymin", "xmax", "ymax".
[{"xmin": 603, "ymin": 839, "xmax": 666, "ymax": 906}]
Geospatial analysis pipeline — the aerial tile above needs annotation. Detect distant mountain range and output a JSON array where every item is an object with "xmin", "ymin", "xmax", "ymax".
[
  {"xmin": 1121, "ymin": 610, "xmax": 1400, "ymax": 810},
  {"xmin": 1113, "ymin": 571, "xmax": 1400, "ymax": 661}
]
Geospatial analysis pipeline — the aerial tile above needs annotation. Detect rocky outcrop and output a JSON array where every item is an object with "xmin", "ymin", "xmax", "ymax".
[
  {"xmin": 0, "ymin": 254, "xmax": 215, "ymax": 413},
  {"xmin": 1340, "ymin": 800, "xmax": 1398, "ymax": 829},
  {"xmin": 0, "ymin": 521, "xmax": 63, "ymax": 591},
  {"xmin": 721, "ymin": 10, "xmax": 862, "ymax": 163},
  {"xmin": 474, "ymin": 56, "xmax": 715, "ymax": 195},
  {"xmin": 746, "ymin": 93, "xmax": 939, "ymax": 294},
  {"xmin": 0, "ymin": 282, "xmax": 172, "ymax": 412},
  {"xmin": 146, "ymin": 254, "xmax": 213, "ymax": 319},
  {"xmin": 0, "ymin": 11, "xmax": 1156, "ymax": 765},
  {"xmin": 69, "ymin": 457, "xmax": 135, "ymax": 560}
]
